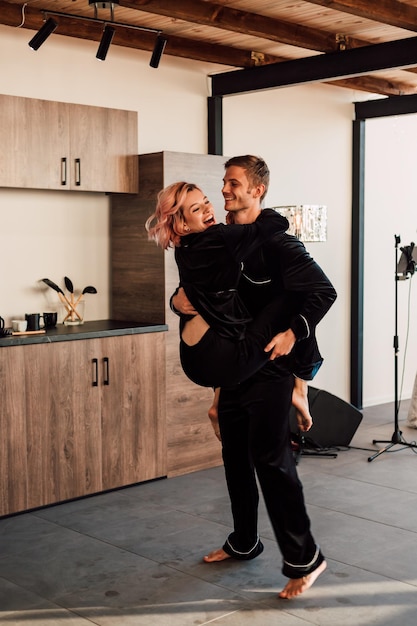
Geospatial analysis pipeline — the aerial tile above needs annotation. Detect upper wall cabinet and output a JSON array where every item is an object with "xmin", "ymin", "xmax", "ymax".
[{"xmin": 0, "ymin": 95, "xmax": 138, "ymax": 193}]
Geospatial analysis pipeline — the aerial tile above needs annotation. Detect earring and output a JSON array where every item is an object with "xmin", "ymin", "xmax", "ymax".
[{"xmin": 184, "ymin": 224, "xmax": 190, "ymax": 232}]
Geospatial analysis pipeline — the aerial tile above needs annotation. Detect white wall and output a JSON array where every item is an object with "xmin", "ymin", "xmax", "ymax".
[
  {"xmin": 0, "ymin": 23, "xmax": 391, "ymax": 405},
  {"xmin": 364, "ymin": 115, "xmax": 417, "ymax": 405},
  {"xmin": 223, "ymin": 86, "xmax": 358, "ymax": 400}
]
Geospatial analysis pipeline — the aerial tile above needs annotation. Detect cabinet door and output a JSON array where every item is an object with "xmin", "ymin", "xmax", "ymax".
[
  {"xmin": 24, "ymin": 341, "xmax": 102, "ymax": 509},
  {"xmin": 100, "ymin": 332, "xmax": 166, "ymax": 490},
  {"xmin": 0, "ymin": 346, "xmax": 28, "ymax": 517},
  {"xmin": 0, "ymin": 95, "xmax": 69, "ymax": 190},
  {"xmin": 68, "ymin": 104, "xmax": 138, "ymax": 193}
]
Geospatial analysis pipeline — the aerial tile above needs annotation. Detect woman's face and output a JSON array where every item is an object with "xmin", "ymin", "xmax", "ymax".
[{"xmin": 182, "ymin": 188, "xmax": 217, "ymax": 233}]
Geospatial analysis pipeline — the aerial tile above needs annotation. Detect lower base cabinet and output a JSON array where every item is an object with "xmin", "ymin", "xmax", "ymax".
[{"xmin": 0, "ymin": 332, "xmax": 166, "ymax": 517}]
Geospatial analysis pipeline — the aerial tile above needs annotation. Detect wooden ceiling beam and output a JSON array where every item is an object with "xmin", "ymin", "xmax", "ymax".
[
  {"xmin": 328, "ymin": 75, "xmax": 417, "ymax": 96},
  {"xmin": 122, "ymin": 0, "xmax": 351, "ymax": 52},
  {"xmin": 304, "ymin": 0, "xmax": 417, "ymax": 32}
]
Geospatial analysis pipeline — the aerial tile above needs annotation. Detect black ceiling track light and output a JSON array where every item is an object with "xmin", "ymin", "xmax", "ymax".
[
  {"xmin": 150, "ymin": 34, "xmax": 168, "ymax": 69},
  {"xmin": 96, "ymin": 24, "xmax": 116, "ymax": 61},
  {"xmin": 27, "ymin": 1, "xmax": 167, "ymax": 66},
  {"xmin": 28, "ymin": 17, "xmax": 58, "ymax": 51}
]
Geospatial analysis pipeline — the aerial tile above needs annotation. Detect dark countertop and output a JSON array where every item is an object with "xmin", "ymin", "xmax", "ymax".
[{"xmin": 0, "ymin": 320, "xmax": 168, "ymax": 347}]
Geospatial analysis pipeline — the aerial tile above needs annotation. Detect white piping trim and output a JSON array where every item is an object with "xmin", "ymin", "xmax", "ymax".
[
  {"xmin": 226, "ymin": 535, "xmax": 260, "ymax": 556},
  {"xmin": 299, "ymin": 314, "xmax": 310, "ymax": 339},
  {"xmin": 284, "ymin": 545, "xmax": 320, "ymax": 569}
]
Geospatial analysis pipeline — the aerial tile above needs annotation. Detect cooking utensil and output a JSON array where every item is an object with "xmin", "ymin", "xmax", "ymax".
[
  {"xmin": 72, "ymin": 285, "xmax": 97, "ymax": 309},
  {"xmin": 63, "ymin": 285, "xmax": 97, "ymax": 323},
  {"xmin": 64, "ymin": 276, "xmax": 76, "ymax": 321},
  {"xmin": 41, "ymin": 277, "xmax": 82, "ymax": 321},
  {"xmin": 64, "ymin": 276, "xmax": 74, "ymax": 297}
]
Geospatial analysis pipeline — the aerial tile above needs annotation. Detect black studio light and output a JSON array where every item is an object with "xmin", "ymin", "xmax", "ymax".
[
  {"xmin": 150, "ymin": 34, "xmax": 168, "ymax": 68},
  {"xmin": 27, "ymin": 6, "xmax": 166, "ymax": 66},
  {"xmin": 96, "ymin": 24, "xmax": 116, "ymax": 60},
  {"xmin": 28, "ymin": 17, "xmax": 58, "ymax": 51}
]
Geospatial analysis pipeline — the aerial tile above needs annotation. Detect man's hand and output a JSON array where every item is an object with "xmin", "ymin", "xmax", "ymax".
[
  {"xmin": 264, "ymin": 328, "xmax": 296, "ymax": 360},
  {"xmin": 172, "ymin": 287, "xmax": 198, "ymax": 315}
]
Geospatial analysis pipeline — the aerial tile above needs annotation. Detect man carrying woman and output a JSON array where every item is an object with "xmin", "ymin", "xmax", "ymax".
[{"xmin": 148, "ymin": 155, "xmax": 336, "ymax": 599}]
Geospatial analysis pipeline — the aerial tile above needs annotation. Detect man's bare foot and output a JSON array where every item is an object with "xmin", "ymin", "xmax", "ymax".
[
  {"xmin": 292, "ymin": 377, "xmax": 313, "ymax": 432},
  {"xmin": 278, "ymin": 560, "xmax": 327, "ymax": 599},
  {"xmin": 203, "ymin": 548, "xmax": 231, "ymax": 563}
]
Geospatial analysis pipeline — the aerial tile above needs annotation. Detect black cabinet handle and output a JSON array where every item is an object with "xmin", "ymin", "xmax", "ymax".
[
  {"xmin": 75, "ymin": 158, "xmax": 81, "ymax": 186},
  {"xmin": 92, "ymin": 358, "xmax": 98, "ymax": 387},
  {"xmin": 103, "ymin": 357, "xmax": 110, "ymax": 385},
  {"xmin": 61, "ymin": 157, "xmax": 67, "ymax": 185}
]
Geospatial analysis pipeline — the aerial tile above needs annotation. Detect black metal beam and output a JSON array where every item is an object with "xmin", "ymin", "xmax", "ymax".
[
  {"xmin": 355, "ymin": 92, "xmax": 417, "ymax": 120},
  {"xmin": 211, "ymin": 36, "xmax": 417, "ymax": 97},
  {"xmin": 351, "ymin": 119, "xmax": 365, "ymax": 409},
  {"xmin": 207, "ymin": 96, "xmax": 223, "ymax": 155}
]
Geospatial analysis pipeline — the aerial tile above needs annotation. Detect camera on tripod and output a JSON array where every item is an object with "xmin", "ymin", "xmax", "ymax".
[{"xmin": 397, "ymin": 239, "xmax": 417, "ymax": 278}]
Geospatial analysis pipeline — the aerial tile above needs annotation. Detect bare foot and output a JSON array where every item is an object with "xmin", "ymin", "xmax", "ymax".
[
  {"xmin": 279, "ymin": 560, "xmax": 327, "ymax": 599},
  {"xmin": 292, "ymin": 377, "xmax": 313, "ymax": 432},
  {"xmin": 203, "ymin": 548, "xmax": 231, "ymax": 563}
]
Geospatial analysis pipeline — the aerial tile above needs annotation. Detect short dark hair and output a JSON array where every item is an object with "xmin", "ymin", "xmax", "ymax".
[{"xmin": 224, "ymin": 155, "xmax": 270, "ymax": 201}]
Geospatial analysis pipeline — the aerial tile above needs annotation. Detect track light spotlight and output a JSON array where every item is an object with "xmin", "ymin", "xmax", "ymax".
[
  {"xmin": 28, "ymin": 17, "xmax": 58, "ymax": 51},
  {"xmin": 150, "ymin": 34, "xmax": 168, "ymax": 68},
  {"xmin": 96, "ymin": 25, "xmax": 115, "ymax": 61}
]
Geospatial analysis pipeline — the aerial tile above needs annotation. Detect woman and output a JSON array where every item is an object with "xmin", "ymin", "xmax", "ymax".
[{"xmin": 146, "ymin": 181, "xmax": 291, "ymax": 388}]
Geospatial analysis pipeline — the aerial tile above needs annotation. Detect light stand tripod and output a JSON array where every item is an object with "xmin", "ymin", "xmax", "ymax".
[{"xmin": 368, "ymin": 235, "xmax": 417, "ymax": 462}]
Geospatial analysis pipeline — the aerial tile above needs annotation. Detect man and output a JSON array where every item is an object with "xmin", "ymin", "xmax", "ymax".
[{"xmin": 172, "ymin": 155, "xmax": 336, "ymax": 599}]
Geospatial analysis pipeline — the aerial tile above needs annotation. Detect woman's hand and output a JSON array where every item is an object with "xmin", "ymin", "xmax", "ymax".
[{"xmin": 264, "ymin": 328, "xmax": 296, "ymax": 360}]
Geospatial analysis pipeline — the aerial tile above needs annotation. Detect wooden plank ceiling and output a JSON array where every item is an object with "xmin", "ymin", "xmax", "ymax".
[{"xmin": 2, "ymin": 0, "xmax": 417, "ymax": 96}]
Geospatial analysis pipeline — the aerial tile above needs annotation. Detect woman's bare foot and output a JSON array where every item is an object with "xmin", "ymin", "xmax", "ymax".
[
  {"xmin": 203, "ymin": 548, "xmax": 231, "ymax": 563},
  {"xmin": 278, "ymin": 560, "xmax": 327, "ymax": 599},
  {"xmin": 292, "ymin": 377, "xmax": 313, "ymax": 432},
  {"xmin": 208, "ymin": 388, "xmax": 221, "ymax": 441}
]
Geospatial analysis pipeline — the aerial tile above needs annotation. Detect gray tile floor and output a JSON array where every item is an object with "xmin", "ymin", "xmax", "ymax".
[{"xmin": 1, "ymin": 399, "xmax": 417, "ymax": 625}]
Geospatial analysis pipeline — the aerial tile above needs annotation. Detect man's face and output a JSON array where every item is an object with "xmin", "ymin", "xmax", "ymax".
[{"xmin": 222, "ymin": 165, "xmax": 260, "ymax": 214}]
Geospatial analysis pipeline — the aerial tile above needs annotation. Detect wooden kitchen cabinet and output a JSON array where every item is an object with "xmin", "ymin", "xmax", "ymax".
[
  {"xmin": 0, "ymin": 331, "xmax": 166, "ymax": 517},
  {"xmin": 0, "ymin": 94, "xmax": 138, "ymax": 193}
]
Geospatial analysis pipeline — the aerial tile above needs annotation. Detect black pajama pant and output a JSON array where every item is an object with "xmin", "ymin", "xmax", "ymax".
[{"xmin": 218, "ymin": 374, "xmax": 324, "ymax": 579}]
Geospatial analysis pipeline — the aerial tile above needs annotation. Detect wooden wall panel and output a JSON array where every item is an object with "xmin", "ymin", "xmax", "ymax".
[{"xmin": 111, "ymin": 151, "xmax": 227, "ymax": 477}]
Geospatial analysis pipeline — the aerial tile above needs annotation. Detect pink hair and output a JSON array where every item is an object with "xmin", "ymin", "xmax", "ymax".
[{"xmin": 145, "ymin": 182, "xmax": 201, "ymax": 250}]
